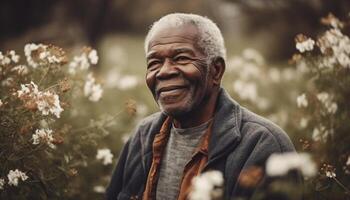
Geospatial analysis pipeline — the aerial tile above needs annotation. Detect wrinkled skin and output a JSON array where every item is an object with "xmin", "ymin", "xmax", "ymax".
[{"xmin": 145, "ymin": 24, "xmax": 225, "ymax": 128}]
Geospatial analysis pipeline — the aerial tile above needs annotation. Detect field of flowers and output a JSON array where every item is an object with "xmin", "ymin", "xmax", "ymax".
[{"xmin": 0, "ymin": 14, "xmax": 349, "ymax": 200}]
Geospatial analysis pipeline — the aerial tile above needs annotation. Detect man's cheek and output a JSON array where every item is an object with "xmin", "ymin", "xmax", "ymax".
[
  {"xmin": 145, "ymin": 72, "xmax": 157, "ymax": 96},
  {"xmin": 181, "ymin": 64, "xmax": 205, "ymax": 80}
]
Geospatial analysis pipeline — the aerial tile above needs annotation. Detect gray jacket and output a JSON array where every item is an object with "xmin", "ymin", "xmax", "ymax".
[{"xmin": 106, "ymin": 88, "xmax": 297, "ymax": 200}]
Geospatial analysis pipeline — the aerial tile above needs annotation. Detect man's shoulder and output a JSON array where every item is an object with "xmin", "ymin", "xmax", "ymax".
[
  {"xmin": 240, "ymin": 107, "xmax": 285, "ymax": 136},
  {"xmin": 239, "ymin": 107, "xmax": 295, "ymax": 152}
]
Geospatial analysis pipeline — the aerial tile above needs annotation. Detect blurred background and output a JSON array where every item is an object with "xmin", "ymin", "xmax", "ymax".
[
  {"xmin": 1, "ymin": 0, "xmax": 349, "ymax": 199},
  {"xmin": 1, "ymin": 0, "xmax": 349, "ymax": 59}
]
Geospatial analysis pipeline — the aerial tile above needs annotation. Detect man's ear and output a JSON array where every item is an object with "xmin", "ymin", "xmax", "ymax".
[{"xmin": 210, "ymin": 57, "xmax": 226, "ymax": 85}]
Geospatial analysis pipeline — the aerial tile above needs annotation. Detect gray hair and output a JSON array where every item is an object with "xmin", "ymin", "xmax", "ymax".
[{"xmin": 144, "ymin": 13, "xmax": 227, "ymax": 63}]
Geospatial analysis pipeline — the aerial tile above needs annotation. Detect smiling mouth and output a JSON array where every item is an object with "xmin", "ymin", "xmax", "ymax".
[{"xmin": 157, "ymin": 85, "xmax": 188, "ymax": 96}]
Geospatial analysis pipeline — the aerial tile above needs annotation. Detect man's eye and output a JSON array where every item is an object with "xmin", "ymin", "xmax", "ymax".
[
  {"xmin": 174, "ymin": 56, "xmax": 191, "ymax": 64},
  {"xmin": 147, "ymin": 61, "xmax": 161, "ymax": 69}
]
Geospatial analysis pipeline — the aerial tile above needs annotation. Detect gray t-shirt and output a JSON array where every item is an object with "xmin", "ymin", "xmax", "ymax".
[{"xmin": 156, "ymin": 120, "xmax": 212, "ymax": 200}]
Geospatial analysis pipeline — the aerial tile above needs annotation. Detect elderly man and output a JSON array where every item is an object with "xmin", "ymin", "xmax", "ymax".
[{"xmin": 107, "ymin": 13, "xmax": 297, "ymax": 200}]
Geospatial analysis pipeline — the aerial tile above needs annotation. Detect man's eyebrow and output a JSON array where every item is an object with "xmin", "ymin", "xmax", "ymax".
[
  {"xmin": 146, "ymin": 51, "xmax": 159, "ymax": 60},
  {"xmin": 173, "ymin": 48, "xmax": 195, "ymax": 56}
]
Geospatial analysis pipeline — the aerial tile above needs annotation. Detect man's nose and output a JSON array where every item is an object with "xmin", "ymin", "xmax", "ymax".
[{"xmin": 156, "ymin": 58, "xmax": 179, "ymax": 80}]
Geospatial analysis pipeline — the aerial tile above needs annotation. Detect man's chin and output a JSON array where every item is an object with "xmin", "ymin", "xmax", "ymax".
[{"xmin": 160, "ymin": 104, "xmax": 192, "ymax": 118}]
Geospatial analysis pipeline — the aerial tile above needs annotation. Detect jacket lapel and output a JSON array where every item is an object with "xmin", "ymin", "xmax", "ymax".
[
  {"xmin": 207, "ymin": 88, "xmax": 242, "ymax": 164},
  {"xmin": 140, "ymin": 113, "xmax": 168, "ymax": 177}
]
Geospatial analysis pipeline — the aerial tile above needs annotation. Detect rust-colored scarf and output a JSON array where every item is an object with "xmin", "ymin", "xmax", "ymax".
[{"xmin": 142, "ymin": 117, "xmax": 213, "ymax": 200}]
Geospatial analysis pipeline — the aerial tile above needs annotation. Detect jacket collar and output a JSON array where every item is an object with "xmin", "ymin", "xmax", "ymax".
[{"xmin": 208, "ymin": 88, "xmax": 242, "ymax": 161}]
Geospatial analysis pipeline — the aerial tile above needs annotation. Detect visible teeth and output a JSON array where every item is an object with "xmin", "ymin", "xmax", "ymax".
[
  {"xmin": 164, "ymin": 88, "xmax": 180, "ymax": 91},
  {"xmin": 163, "ymin": 88, "xmax": 181, "ymax": 93},
  {"xmin": 160, "ymin": 88, "xmax": 185, "ymax": 96}
]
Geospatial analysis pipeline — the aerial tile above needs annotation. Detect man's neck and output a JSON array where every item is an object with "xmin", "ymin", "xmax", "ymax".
[{"xmin": 173, "ymin": 90, "xmax": 219, "ymax": 129}]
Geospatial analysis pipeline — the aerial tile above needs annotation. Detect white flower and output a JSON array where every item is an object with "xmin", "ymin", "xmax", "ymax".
[
  {"xmin": 312, "ymin": 127, "xmax": 321, "ymax": 141},
  {"xmin": 282, "ymin": 68, "xmax": 296, "ymax": 81},
  {"xmin": 68, "ymin": 49, "xmax": 98, "ymax": 74},
  {"xmin": 137, "ymin": 104, "xmax": 148, "ymax": 116},
  {"xmin": 7, "ymin": 169, "xmax": 29, "ymax": 186},
  {"xmin": 84, "ymin": 73, "xmax": 103, "ymax": 102},
  {"xmin": 242, "ymin": 48, "xmax": 265, "ymax": 65},
  {"xmin": 320, "ymin": 56, "xmax": 337, "ymax": 69},
  {"xmin": 93, "ymin": 185, "xmax": 105, "ymax": 193},
  {"xmin": 0, "ymin": 178, "xmax": 5, "ymax": 190},
  {"xmin": 11, "ymin": 65, "xmax": 29, "ymax": 75},
  {"xmin": 312, "ymin": 126, "xmax": 329, "ymax": 141},
  {"xmin": 233, "ymin": 80, "xmax": 257, "ymax": 102},
  {"xmin": 17, "ymin": 81, "xmax": 39, "ymax": 97},
  {"xmin": 326, "ymin": 171, "xmax": 336, "ymax": 178},
  {"xmin": 256, "ymin": 97, "xmax": 270, "ymax": 110},
  {"xmin": 9, "ymin": 50, "xmax": 20, "ymax": 63},
  {"xmin": 328, "ymin": 102, "xmax": 338, "ymax": 114},
  {"xmin": 268, "ymin": 68, "xmax": 281, "ymax": 83},
  {"xmin": 104, "ymin": 69, "xmax": 140, "ymax": 90},
  {"xmin": 104, "ymin": 69, "xmax": 121, "ymax": 88},
  {"xmin": 340, "ymin": 38, "xmax": 350, "ymax": 54},
  {"xmin": 296, "ymin": 60, "xmax": 309, "ymax": 74},
  {"xmin": 0, "ymin": 51, "xmax": 15, "ymax": 65},
  {"xmin": 96, "ymin": 148, "xmax": 114, "ymax": 165},
  {"xmin": 88, "ymin": 49, "xmax": 98, "ymax": 64},
  {"xmin": 24, "ymin": 43, "xmax": 64, "ymax": 68},
  {"xmin": 36, "ymin": 91, "xmax": 64, "ymax": 118},
  {"xmin": 328, "ymin": 16, "xmax": 344, "ymax": 29},
  {"xmin": 32, "ymin": 128, "xmax": 55, "ymax": 148},
  {"xmin": 69, "ymin": 54, "xmax": 89, "ymax": 74},
  {"xmin": 0, "ymin": 56, "xmax": 11, "ymax": 65},
  {"xmin": 266, "ymin": 152, "xmax": 317, "ymax": 177},
  {"xmin": 0, "ymin": 99, "xmax": 3, "ymax": 107},
  {"xmin": 317, "ymin": 92, "xmax": 329, "ymax": 103},
  {"xmin": 317, "ymin": 28, "xmax": 350, "ymax": 68},
  {"xmin": 1, "ymin": 77, "xmax": 14, "ymax": 87},
  {"xmin": 105, "ymin": 45, "xmax": 127, "ymax": 66},
  {"xmin": 240, "ymin": 63, "xmax": 260, "ymax": 80},
  {"xmin": 17, "ymin": 82, "xmax": 63, "ymax": 118},
  {"xmin": 39, "ymin": 51, "xmax": 50, "ymax": 60},
  {"xmin": 226, "ymin": 50, "xmax": 263, "ymax": 79},
  {"xmin": 296, "ymin": 93, "xmax": 308, "ymax": 108},
  {"xmin": 299, "ymin": 117, "xmax": 308, "ymax": 128},
  {"xmin": 337, "ymin": 53, "xmax": 350, "ymax": 68},
  {"xmin": 24, "ymin": 43, "xmax": 44, "ymax": 68},
  {"xmin": 227, "ymin": 56, "xmax": 244, "ymax": 72},
  {"xmin": 117, "ymin": 75, "xmax": 139, "ymax": 90},
  {"xmin": 296, "ymin": 38, "xmax": 315, "ymax": 53},
  {"xmin": 189, "ymin": 171, "xmax": 224, "ymax": 200},
  {"xmin": 317, "ymin": 92, "xmax": 337, "ymax": 114}
]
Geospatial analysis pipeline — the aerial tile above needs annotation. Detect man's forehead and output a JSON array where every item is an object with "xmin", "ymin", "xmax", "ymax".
[{"xmin": 146, "ymin": 45, "xmax": 196, "ymax": 59}]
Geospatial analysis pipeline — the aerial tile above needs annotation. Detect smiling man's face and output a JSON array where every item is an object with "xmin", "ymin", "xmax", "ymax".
[{"xmin": 145, "ymin": 24, "xmax": 214, "ymax": 117}]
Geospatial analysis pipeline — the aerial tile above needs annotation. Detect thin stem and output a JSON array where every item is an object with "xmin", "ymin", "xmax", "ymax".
[
  {"xmin": 38, "ymin": 67, "xmax": 50, "ymax": 86},
  {"xmin": 43, "ymin": 83, "xmax": 60, "ymax": 91},
  {"xmin": 333, "ymin": 177, "xmax": 350, "ymax": 193},
  {"xmin": 71, "ymin": 109, "xmax": 125, "ymax": 133},
  {"xmin": 8, "ymin": 144, "xmax": 44, "ymax": 161},
  {"xmin": 18, "ymin": 107, "xmax": 30, "ymax": 115}
]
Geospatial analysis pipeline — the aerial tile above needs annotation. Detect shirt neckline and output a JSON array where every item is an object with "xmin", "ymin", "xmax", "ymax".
[{"xmin": 172, "ymin": 118, "xmax": 213, "ymax": 135}]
